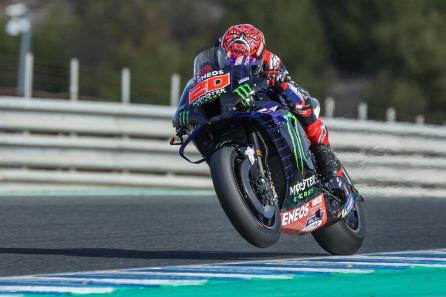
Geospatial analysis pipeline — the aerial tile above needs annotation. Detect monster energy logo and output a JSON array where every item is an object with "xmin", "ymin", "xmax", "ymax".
[
  {"xmin": 234, "ymin": 83, "xmax": 255, "ymax": 106},
  {"xmin": 179, "ymin": 110, "xmax": 189, "ymax": 126},
  {"xmin": 284, "ymin": 112, "xmax": 305, "ymax": 173}
]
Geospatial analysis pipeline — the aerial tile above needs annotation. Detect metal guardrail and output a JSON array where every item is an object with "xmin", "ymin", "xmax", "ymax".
[{"xmin": 0, "ymin": 96, "xmax": 445, "ymax": 196}]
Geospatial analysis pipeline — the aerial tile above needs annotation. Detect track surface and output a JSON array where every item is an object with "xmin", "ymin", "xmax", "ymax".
[{"xmin": 0, "ymin": 195, "xmax": 445, "ymax": 276}]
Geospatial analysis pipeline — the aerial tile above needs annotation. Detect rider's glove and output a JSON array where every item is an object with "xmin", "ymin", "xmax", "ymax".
[{"xmin": 265, "ymin": 69, "xmax": 291, "ymax": 86}]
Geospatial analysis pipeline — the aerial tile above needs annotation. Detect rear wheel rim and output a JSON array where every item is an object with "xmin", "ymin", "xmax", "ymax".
[
  {"xmin": 337, "ymin": 162, "xmax": 362, "ymax": 234},
  {"xmin": 343, "ymin": 202, "xmax": 361, "ymax": 233}
]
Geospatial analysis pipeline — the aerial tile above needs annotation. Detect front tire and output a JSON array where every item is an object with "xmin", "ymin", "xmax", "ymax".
[
  {"xmin": 210, "ymin": 146, "xmax": 280, "ymax": 248},
  {"xmin": 312, "ymin": 200, "xmax": 366, "ymax": 255}
]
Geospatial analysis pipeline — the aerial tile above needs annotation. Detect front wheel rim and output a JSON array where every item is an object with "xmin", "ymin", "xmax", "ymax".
[{"xmin": 233, "ymin": 153, "xmax": 278, "ymax": 229}]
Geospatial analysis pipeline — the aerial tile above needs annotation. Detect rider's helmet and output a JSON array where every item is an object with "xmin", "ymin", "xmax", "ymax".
[{"xmin": 221, "ymin": 24, "xmax": 266, "ymax": 59}]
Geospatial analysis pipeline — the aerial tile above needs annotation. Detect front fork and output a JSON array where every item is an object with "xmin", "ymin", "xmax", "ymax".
[
  {"xmin": 247, "ymin": 128, "xmax": 278, "ymax": 206},
  {"xmin": 247, "ymin": 129, "xmax": 266, "ymax": 176}
]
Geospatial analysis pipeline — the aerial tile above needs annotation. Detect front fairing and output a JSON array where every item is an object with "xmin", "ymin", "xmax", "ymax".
[
  {"xmin": 172, "ymin": 62, "xmax": 266, "ymax": 131},
  {"xmin": 172, "ymin": 79, "xmax": 207, "ymax": 131}
]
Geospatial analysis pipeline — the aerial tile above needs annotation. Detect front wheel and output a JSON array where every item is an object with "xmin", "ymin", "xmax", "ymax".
[
  {"xmin": 210, "ymin": 146, "xmax": 281, "ymax": 248},
  {"xmin": 312, "ymin": 199, "xmax": 366, "ymax": 255}
]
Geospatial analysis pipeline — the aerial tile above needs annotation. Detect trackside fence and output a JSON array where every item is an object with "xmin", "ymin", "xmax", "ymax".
[{"xmin": 0, "ymin": 96, "xmax": 445, "ymax": 197}]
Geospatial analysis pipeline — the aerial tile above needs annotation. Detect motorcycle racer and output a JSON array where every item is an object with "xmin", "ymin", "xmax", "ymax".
[{"xmin": 217, "ymin": 24, "xmax": 344, "ymax": 192}]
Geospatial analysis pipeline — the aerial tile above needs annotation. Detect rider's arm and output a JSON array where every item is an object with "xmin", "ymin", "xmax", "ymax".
[{"xmin": 263, "ymin": 51, "xmax": 312, "ymax": 112}]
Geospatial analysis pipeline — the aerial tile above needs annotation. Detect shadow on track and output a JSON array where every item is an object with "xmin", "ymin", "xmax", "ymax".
[{"xmin": 0, "ymin": 247, "xmax": 323, "ymax": 261}]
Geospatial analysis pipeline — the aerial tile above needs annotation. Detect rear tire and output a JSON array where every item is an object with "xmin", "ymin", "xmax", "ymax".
[
  {"xmin": 312, "ymin": 200, "xmax": 366, "ymax": 255},
  {"xmin": 210, "ymin": 146, "xmax": 280, "ymax": 248}
]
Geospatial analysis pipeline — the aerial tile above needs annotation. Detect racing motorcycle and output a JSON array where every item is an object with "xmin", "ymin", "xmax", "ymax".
[{"xmin": 170, "ymin": 47, "xmax": 365, "ymax": 255}]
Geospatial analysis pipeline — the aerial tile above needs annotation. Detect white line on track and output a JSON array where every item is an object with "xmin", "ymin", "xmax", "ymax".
[
  {"xmin": 1, "ymin": 248, "xmax": 446, "ymax": 295},
  {"xmin": 0, "ymin": 286, "xmax": 114, "ymax": 294},
  {"xmin": 352, "ymin": 255, "xmax": 446, "ymax": 264},
  {"xmin": 284, "ymin": 260, "xmax": 446, "ymax": 268},
  {"xmin": 3, "ymin": 278, "xmax": 206, "ymax": 286},
  {"xmin": 193, "ymin": 266, "xmax": 374, "ymax": 274},
  {"xmin": 76, "ymin": 271, "xmax": 294, "ymax": 279}
]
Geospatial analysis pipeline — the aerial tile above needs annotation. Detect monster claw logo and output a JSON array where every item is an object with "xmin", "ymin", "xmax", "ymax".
[
  {"xmin": 178, "ymin": 110, "xmax": 189, "ymax": 126},
  {"xmin": 234, "ymin": 83, "xmax": 255, "ymax": 106},
  {"xmin": 284, "ymin": 112, "xmax": 305, "ymax": 173}
]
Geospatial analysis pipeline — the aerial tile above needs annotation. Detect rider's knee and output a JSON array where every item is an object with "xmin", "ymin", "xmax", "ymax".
[{"xmin": 309, "ymin": 98, "xmax": 320, "ymax": 119}]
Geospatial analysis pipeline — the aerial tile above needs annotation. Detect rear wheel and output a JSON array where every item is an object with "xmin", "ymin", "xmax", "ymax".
[
  {"xmin": 210, "ymin": 146, "xmax": 280, "ymax": 248},
  {"xmin": 312, "ymin": 159, "xmax": 366, "ymax": 255},
  {"xmin": 312, "ymin": 200, "xmax": 365, "ymax": 255}
]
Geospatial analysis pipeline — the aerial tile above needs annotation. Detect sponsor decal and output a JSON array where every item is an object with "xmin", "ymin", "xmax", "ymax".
[
  {"xmin": 196, "ymin": 70, "xmax": 224, "ymax": 83},
  {"xmin": 234, "ymin": 83, "xmax": 255, "ymax": 107},
  {"xmin": 293, "ymin": 188, "xmax": 315, "ymax": 202},
  {"xmin": 281, "ymin": 194, "xmax": 326, "ymax": 234},
  {"xmin": 192, "ymin": 92, "xmax": 224, "ymax": 107},
  {"xmin": 238, "ymin": 77, "xmax": 250, "ymax": 84},
  {"xmin": 258, "ymin": 105, "xmax": 278, "ymax": 113},
  {"xmin": 303, "ymin": 212, "xmax": 324, "ymax": 232},
  {"xmin": 189, "ymin": 71, "xmax": 230, "ymax": 104},
  {"xmin": 234, "ymin": 83, "xmax": 254, "ymax": 98},
  {"xmin": 284, "ymin": 113, "xmax": 305, "ymax": 173},
  {"xmin": 289, "ymin": 175, "xmax": 317, "ymax": 196},
  {"xmin": 288, "ymin": 83, "xmax": 299, "ymax": 95},
  {"xmin": 306, "ymin": 213, "xmax": 321, "ymax": 226},
  {"xmin": 178, "ymin": 110, "xmax": 189, "ymax": 126},
  {"xmin": 311, "ymin": 194, "xmax": 323, "ymax": 207},
  {"xmin": 281, "ymin": 203, "xmax": 309, "ymax": 227}
]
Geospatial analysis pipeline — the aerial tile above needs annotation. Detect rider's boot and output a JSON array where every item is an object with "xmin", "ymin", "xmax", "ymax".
[
  {"xmin": 303, "ymin": 119, "xmax": 348, "ymax": 196},
  {"xmin": 311, "ymin": 143, "xmax": 353, "ymax": 216},
  {"xmin": 302, "ymin": 119, "xmax": 341, "ymax": 182},
  {"xmin": 311, "ymin": 144, "xmax": 343, "ymax": 184},
  {"xmin": 311, "ymin": 143, "xmax": 363, "ymax": 219}
]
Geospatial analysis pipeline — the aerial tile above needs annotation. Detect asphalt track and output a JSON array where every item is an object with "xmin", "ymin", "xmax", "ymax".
[{"xmin": 0, "ymin": 195, "xmax": 445, "ymax": 277}]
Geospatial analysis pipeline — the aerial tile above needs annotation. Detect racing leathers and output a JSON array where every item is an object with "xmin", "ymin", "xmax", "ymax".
[{"xmin": 259, "ymin": 50, "xmax": 342, "ymax": 183}]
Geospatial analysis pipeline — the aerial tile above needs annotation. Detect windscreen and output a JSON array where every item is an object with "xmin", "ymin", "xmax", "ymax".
[
  {"xmin": 187, "ymin": 47, "xmax": 266, "ymax": 113},
  {"xmin": 193, "ymin": 47, "xmax": 229, "ymax": 81}
]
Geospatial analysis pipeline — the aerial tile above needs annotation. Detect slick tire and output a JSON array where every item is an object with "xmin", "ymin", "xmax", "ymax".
[
  {"xmin": 312, "ymin": 201, "xmax": 366, "ymax": 255},
  {"xmin": 210, "ymin": 146, "xmax": 280, "ymax": 248}
]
